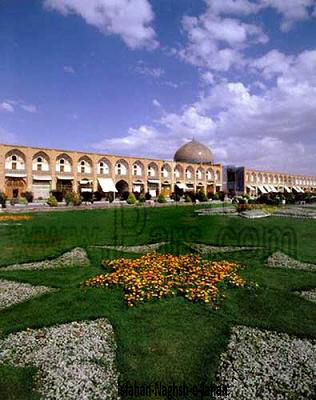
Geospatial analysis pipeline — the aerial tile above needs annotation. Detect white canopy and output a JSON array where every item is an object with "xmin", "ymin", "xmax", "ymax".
[
  {"xmin": 297, "ymin": 187, "xmax": 304, "ymax": 193},
  {"xmin": 263, "ymin": 185, "xmax": 272, "ymax": 193},
  {"xmin": 98, "ymin": 178, "xmax": 117, "ymax": 192},
  {"xmin": 148, "ymin": 179, "xmax": 160, "ymax": 184},
  {"xmin": 270, "ymin": 185, "xmax": 278, "ymax": 193},
  {"xmin": 57, "ymin": 176, "xmax": 74, "ymax": 180},
  {"xmin": 176, "ymin": 183, "xmax": 187, "ymax": 190},
  {"xmin": 284, "ymin": 186, "xmax": 291, "ymax": 193},
  {"xmin": 247, "ymin": 185, "xmax": 256, "ymax": 191},
  {"xmin": 81, "ymin": 188, "xmax": 92, "ymax": 192},
  {"xmin": 133, "ymin": 185, "xmax": 142, "ymax": 192},
  {"xmin": 5, "ymin": 173, "xmax": 27, "ymax": 178},
  {"xmin": 258, "ymin": 186, "xmax": 268, "ymax": 194},
  {"xmin": 80, "ymin": 179, "xmax": 93, "ymax": 184},
  {"xmin": 33, "ymin": 175, "xmax": 52, "ymax": 181}
]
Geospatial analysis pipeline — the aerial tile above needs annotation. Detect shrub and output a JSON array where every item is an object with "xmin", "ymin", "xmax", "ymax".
[
  {"xmin": 0, "ymin": 192, "xmax": 7, "ymax": 208},
  {"xmin": 108, "ymin": 192, "xmax": 114, "ymax": 203},
  {"xmin": 145, "ymin": 192, "xmax": 152, "ymax": 200},
  {"xmin": 213, "ymin": 193, "xmax": 220, "ymax": 200},
  {"xmin": 139, "ymin": 193, "xmax": 146, "ymax": 203},
  {"xmin": 22, "ymin": 191, "xmax": 34, "ymax": 203},
  {"xmin": 19, "ymin": 197, "xmax": 28, "ymax": 205},
  {"xmin": 170, "ymin": 192, "xmax": 181, "ymax": 202},
  {"xmin": 93, "ymin": 191, "xmax": 103, "ymax": 201},
  {"xmin": 121, "ymin": 191, "xmax": 129, "ymax": 201},
  {"xmin": 64, "ymin": 192, "xmax": 73, "ymax": 206},
  {"xmin": 197, "ymin": 189, "xmax": 208, "ymax": 202},
  {"xmin": 72, "ymin": 193, "xmax": 82, "ymax": 206},
  {"xmin": 127, "ymin": 193, "xmax": 137, "ymax": 204},
  {"xmin": 157, "ymin": 194, "xmax": 166, "ymax": 203},
  {"xmin": 10, "ymin": 198, "xmax": 19, "ymax": 206},
  {"xmin": 50, "ymin": 191, "xmax": 63, "ymax": 202},
  {"xmin": 47, "ymin": 195, "xmax": 58, "ymax": 207},
  {"xmin": 184, "ymin": 194, "xmax": 191, "ymax": 203}
]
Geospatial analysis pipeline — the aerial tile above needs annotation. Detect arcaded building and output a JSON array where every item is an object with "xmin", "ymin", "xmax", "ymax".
[
  {"xmin": 1, "ymin": 140, "xmax": 315, "ymax": 200},
  {"xmin": 0, "ymin": 140, "xmax": 222, "ymax": 199}
]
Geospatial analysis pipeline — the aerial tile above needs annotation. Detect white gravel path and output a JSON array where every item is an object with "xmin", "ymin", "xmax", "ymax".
[
  {"xmin": 89, "ymin": 242, "xmax": 167, "ymax": 253},
  {"xmin": 1, "ymin": 248, "xmax": 90, "ymax": 271},
  {"xmin": 216, "ymin": 325, "xmax": 316, "ymax": 399},
  {"xmin": 0, "ymin": 319, "xmax": 119, "ymax": 400},
  {"xmin": 0, "ymin": 279, "xmax": 53, "ymax": 310},
  {"xmin": 295, "ymin": 289, "xmax": 316, "ymax": 303},
  {"xmin": 267, "ymin": 252, "xmax": 316, "ymax": 272}
]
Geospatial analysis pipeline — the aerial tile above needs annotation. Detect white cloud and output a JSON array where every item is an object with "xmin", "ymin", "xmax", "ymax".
[
  {"xmin": 260, "ymin": 0, "xmax": 316, "ymax": 31},
  {"xmin": 179, "ymin": 7, "xmax": 268, "ymax": 73},
  {"xmin": 21, "ymin": 104, "xmax": 38, "ymax": 113},
  {"xmin": 152, "ymin": 99, "xmax": 161, "ymax": 107},
  {"xmin": 133, "ymin": 64, "xmax": 164, "ymax": 78},
  {"xmin": 0, "ymin": 102, "xmax": 14, "ymax": 113},
  {"xmin": 206, "ymin": 0, "xmax": 316, "ymax": 31},
  {"xmin": 44, "ymin": 0, "xmax": 158, "ymax": 49},
  {"xmin": 63, "ymin": 65, "xmax": 75, "ymax": 73}
]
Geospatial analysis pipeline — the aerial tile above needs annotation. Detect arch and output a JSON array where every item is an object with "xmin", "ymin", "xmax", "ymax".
[
  {"xmin": 174, "ymin": 164, "xmax": 184, "ymax": 179},
  {"xmin": 161, "ymin": 163, "xmax": 171, "ymax": 178},
  {"xmin": 196, "ymin": 167, "xmax": 204, "ymax": 180},
  {"xmin": 147, "ymin": 162, "xmax": 158, "ymax": 177},
  {"xmin": 215, "ymin": 170, "xmax": 221, "ymax": 182},
  {"xmin": 32, "ymin": 151, "xmax": 50, "ymax": 172},
  {"xmin": 97, "ymin": 157, "xmax": 111, "ymax": 175},
  {"xmin": 115, "ymin": 159, "xmax": 129, "ymax": 176},
  {"xmin": 56, "ymin": 153, "xmax": 73, "ymax": 173},
  {"xmin": 78, "ymin": 155, "xmax": 93, "ymax": 174},
  {"xmin": 207, "ymin": 168, "xmax": 214, "ymax": 181},
  {"xmin": 186, "ymin": 166, "xmax": 194, "ymax": 180},
  {"xmin": 132, "ymin": 160, "xmax": 144, "ymax": 177},
  {"xmin": 5, "ymin": 149, "xmax": 26, "ymax": 170}
]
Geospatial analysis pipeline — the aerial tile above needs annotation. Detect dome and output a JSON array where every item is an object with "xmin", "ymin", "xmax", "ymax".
[{"xmin": 174, "ymin": 139, "xmax": 213, "ymax": 164}]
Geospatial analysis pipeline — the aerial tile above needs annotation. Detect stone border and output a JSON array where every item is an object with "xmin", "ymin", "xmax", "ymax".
[
  {"xmin": 294, "ymin": 289, "xmax": 316, "ymax": 303},
  {"xmin": 0, "ymin": 279, "xmax": 54, "ymax": 310},
  {"xmin": 89, "ymin": 242, "xmax": 167, "ymax": 254},
  {"xmin": 215, "ymin": 325, "xmax": 316, "ymax": 399},
  {"xmin": 267, "ymin": 252, "xmax": 316, "ymax": 272},
  {"xmin": 0, "ymin": 319, "xmax": 119, "ymax": 399},
  {"xmin": 185, "ymin": 242, "xmax": 262, "ymax": 254},
  {"xmin": 1, "ymin": 248, "xmax": 90, "ymax": 271}
]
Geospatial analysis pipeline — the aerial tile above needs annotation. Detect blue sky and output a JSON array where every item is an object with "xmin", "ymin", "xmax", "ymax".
[{"xmin": 0, "ymin": 0, "xmax": 316, "ymax": 174}]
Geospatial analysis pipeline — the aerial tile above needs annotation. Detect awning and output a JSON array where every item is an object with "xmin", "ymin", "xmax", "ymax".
[
  {"xmin": 5, "ymin": 173, "xmax": 27, "ymax": 178},
  {"xmin": 284, "ymin": 186, "xmax": 291, "ymax": 193},
  {"xmin": 148, "ymin": 179, "xmax": 160, "ymax": 184},
  {"xmin": 297, "ymin": 187, "xmax": 304, "ymax": 193},
  {"xmin": 247, "ymin": 185, "xmax": 256, "ymax": 191},
  {"xmin": 258, "ymin": 186, "xmax": 268, "ymax": 194},
  {"xmin": 133, "ymin": 181, "xmax": 144, "ymax": 185},
  {"xmin": 264, "ymin": 185, "xmax": 272, "ymax": 193},
  {"xmin": 270, "ymin": 186, "xmax": 278, "ymax": 193},
  {"xmin": 98, "ymin": 178, "xmax": 117, "ymax": 192},
  {"xmin": 33, "ymin": 175, "xmax": 52, "ymax": 181},
  {"xmin": 80, "ymin": 179, "xmax": 93, "ymax": 184},
  {"xmin": 57, "ymin": 176, "xmax": 74, "ymax": 180},
  {"xmin": 293, "ymin": 187, "xmax": 300, "ymax": 192},
  {"xmin": 176, "ymin": 183, "xmax": 187, "ymax": 190},
  {"xmin": 81, "ymin": 188, "xmax": 92, "ymax": 192}
]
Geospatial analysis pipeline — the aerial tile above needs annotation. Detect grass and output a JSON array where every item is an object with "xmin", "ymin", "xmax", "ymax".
[{"xmin": 0, "ymin": 206, "xmax": 315, "ymax": 399}]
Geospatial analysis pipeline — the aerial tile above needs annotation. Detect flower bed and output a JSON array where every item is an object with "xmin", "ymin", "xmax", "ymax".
[
  {"xmin": 295, "ymin": 289, "xmax": 316, "ymax": 303},
  {"xmin": 0, "ymin": 215, "xmax": 33, "ymax": 221},
  {"xmin": 215, "ymin": 326, "xmax": 316, "ymax": 399},
  {"xmin": 84, "ymin": 253, "xmax": 248, "ymax": 307},
  {"xmin": 0, "ymin": 319, "xmax": 118, "ymax": 400}
]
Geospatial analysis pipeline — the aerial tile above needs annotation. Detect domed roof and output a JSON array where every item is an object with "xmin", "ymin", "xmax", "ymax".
[{"xmin": 174, "ymin": 139, "xmax": 213, "ymax": 164}]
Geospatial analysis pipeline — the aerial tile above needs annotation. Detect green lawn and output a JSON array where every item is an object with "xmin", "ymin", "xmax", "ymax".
[{"xmin": 0, "ymin": 206, "xmax": 315, "ymax": 399}]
